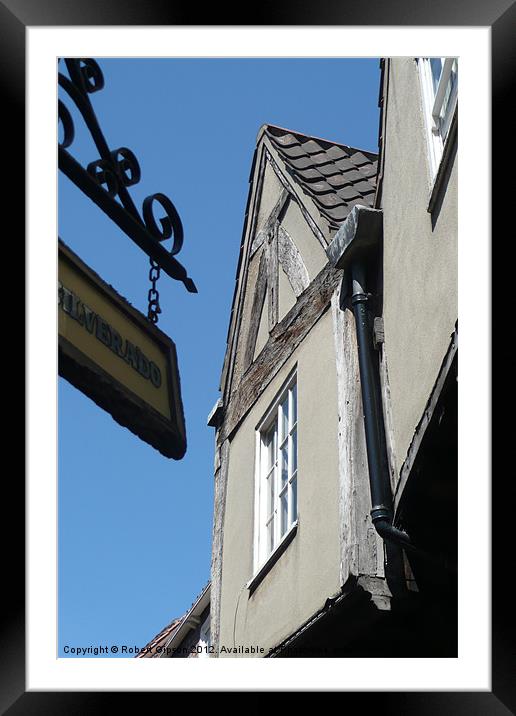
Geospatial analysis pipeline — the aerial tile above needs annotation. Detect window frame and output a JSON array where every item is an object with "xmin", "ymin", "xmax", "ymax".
[
  {"xmin": 417, "ymin": 57, "xmax": 458, "ymax": 186},
  {"xmin": 253, "ymin": 370, "xmax": 298, "ymax": 574}
]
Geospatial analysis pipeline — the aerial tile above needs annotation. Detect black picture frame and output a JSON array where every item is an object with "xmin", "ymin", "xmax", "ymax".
[{"xmin": 5, "ymin": 0, "xmax": 505, "ymax": 710}]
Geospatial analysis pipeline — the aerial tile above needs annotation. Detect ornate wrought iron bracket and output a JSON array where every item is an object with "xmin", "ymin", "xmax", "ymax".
[{"xmin": 58, "ymin": 58, "xmax": 197, "ymax": 294}]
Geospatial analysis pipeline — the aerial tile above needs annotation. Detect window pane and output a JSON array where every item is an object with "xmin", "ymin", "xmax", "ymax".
[
  {"xmin": 267, "ymin": 471, "xmax": 275, "ymax": 516},
  {"xmin": 280, "ymin": 397, "xmax": 289, "ymax": 442},
  {"xmin": 265, "ymin": 425, "xmax": 276, "ymax": 470},
  {"xmin": 267, "ymin": 517, "xmax": 275, "ymax": 553},
  {"xmin": 440, "ymin": 60, "xmax": 457, "ymax": 126},
  {"xmin": 291, "ymin": 476, "xmax": 298, "ymax": 522},
  {"xmin": 291, "ymin": 427, "xmax": 297, "ymax": 473},
  {"xmin": 280, "ymin": 493, "xmax": 288, "ymax": 537},
  {"xmin": 280, "ymin": 444, "xmax": 288, "ymax": 488},
  {"xmin": 291, "ymin": 383, "xmax": 297, "ymax": 426},
  {"xmin": 430, "ymin": 57, "xmax": 443, "ymax": 93}
]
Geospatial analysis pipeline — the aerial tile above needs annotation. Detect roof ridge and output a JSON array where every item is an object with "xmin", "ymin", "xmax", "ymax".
[{"xmin": 263, "ymin": 123, "xmax": 378, "ymax": 157}]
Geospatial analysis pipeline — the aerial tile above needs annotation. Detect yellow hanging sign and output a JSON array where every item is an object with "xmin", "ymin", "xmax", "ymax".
[{"xmin": 58, "ymin": 240, "xmax": 186, "ymax": 459}]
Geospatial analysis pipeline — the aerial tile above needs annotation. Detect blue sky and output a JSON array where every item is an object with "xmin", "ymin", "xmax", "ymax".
[{"xmin": 58, "ymin": 57, "xmax": 380, "ymax": 657}]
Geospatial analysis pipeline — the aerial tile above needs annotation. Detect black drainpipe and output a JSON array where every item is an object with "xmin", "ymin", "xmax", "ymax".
[
  {"xmin": 327, "ymin": 205, "xmax": 432, "ymax": 566},
  {"xmin": 349, "ymin": 260, "xmax": 415, "ymax": 555}
]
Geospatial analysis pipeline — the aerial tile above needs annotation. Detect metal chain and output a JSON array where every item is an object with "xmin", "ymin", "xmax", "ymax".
[{"xmin": 147, "ymin": 258, "xmax": 162, "ymax": 324}]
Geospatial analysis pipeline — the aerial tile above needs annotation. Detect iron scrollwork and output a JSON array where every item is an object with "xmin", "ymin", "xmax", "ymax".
[{"xmin": 58, "ymin": 58, "xmax": 197, "ymax": 295}]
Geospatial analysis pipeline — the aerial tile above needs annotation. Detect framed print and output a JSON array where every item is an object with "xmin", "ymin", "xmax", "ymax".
[{"xmin": 4, "ymin": 0, "xmax": 506, "ymax": 709}]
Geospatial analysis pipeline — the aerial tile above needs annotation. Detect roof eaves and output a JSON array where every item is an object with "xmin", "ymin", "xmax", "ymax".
[
  {"xmin": 161, "ymin": 582, "xmax": 211, "ymax": 654},
  {"xmin": 219, "ymin": 143, "xmax": 265, "ymax": 396}
]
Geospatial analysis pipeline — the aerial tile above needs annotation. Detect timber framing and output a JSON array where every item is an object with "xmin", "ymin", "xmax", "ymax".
[
  {"xmin": 221, "ymin": 136, "xmax": 338, "ymax": 405},
  {"xmin": 243, "ymin": 224, "xmax": 310, "ymax": 371},
  {"xmin": 266, "ymin": 224, "xmax": 279, "ymax": 331},
  {"xmin": 243, "ymin": 249, "xmax": 268, "ymax": 371},
  {"xmin": 278, "ymin": 225, "xmax": 309, "ymax": 297},
  {"xmin": 210, "ymin": 439, "xmax": 230, "ymax": 655},
  {"xmin": 378, "ymin": 342, "xmax": 399, "ymax": 494},
  {"xmin": 331, "ymin": 291, "xmax": 385, "ymax": 584},
  {"xmin": 220, "ymin": 264, "xmax": 341, "ymax": 442},
  {"xmin": 331, "ymin": 292, "xmax": 359, "ymax": 585},
  {"xmin": 250, "ymin": 188, "xmax": 289, "ymax": 258}
]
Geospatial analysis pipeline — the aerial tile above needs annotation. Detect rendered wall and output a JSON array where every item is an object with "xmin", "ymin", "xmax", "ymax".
[
  {"xmin": 380, "ymin": 58, "xmax": 458, "ymax": 471},
  {"xmin": 218, "ymin": 311, "xmax": 342, "ymax": 656}
]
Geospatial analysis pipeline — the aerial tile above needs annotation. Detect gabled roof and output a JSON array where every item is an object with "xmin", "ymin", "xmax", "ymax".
[
  {"xmin": 263, "ymin": 124, "xmax": 378, "ymax": 229},
  {"xmin": 219, "ymin": 124, "xmax": 378, "ymax": 400},
  {"xmin": 136, "ymin": 581, "xmax": 211, "ymax": 658}
]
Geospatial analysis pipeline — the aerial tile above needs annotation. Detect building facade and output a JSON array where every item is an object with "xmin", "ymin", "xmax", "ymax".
[{"xmin": 208, "ymin": 57, "xmax": 457, "ymax": 657}]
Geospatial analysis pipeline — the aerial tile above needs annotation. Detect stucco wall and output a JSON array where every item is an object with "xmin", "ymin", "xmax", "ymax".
[
  {"xmin": 380, "ymin": 57, "xmax": 458, "ymax": 470},
  {"xmin": 278, "ymin": 262, "xmax": 297, "ymax": 320},
  {"xmin": 256, "ymin": 160, "xmax": 283, "ymax": 233},
  {"xmin": 218, "ymin": 311, "xmax": 342, "ymax": 656}
]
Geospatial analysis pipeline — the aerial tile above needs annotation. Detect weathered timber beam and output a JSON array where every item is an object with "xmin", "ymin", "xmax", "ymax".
[{"xmin": 220, "ymin": 265, "xmax": 341, "ymax": 442}]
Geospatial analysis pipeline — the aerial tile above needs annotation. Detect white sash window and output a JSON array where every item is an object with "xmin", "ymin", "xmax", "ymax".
[
  {"xmin": 255, "ymin": 375, "xmax": 298, "ymax": 567},
  {"xmin": 417, "ymin": 57, "xmax": 458, "ymax": 181}
]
